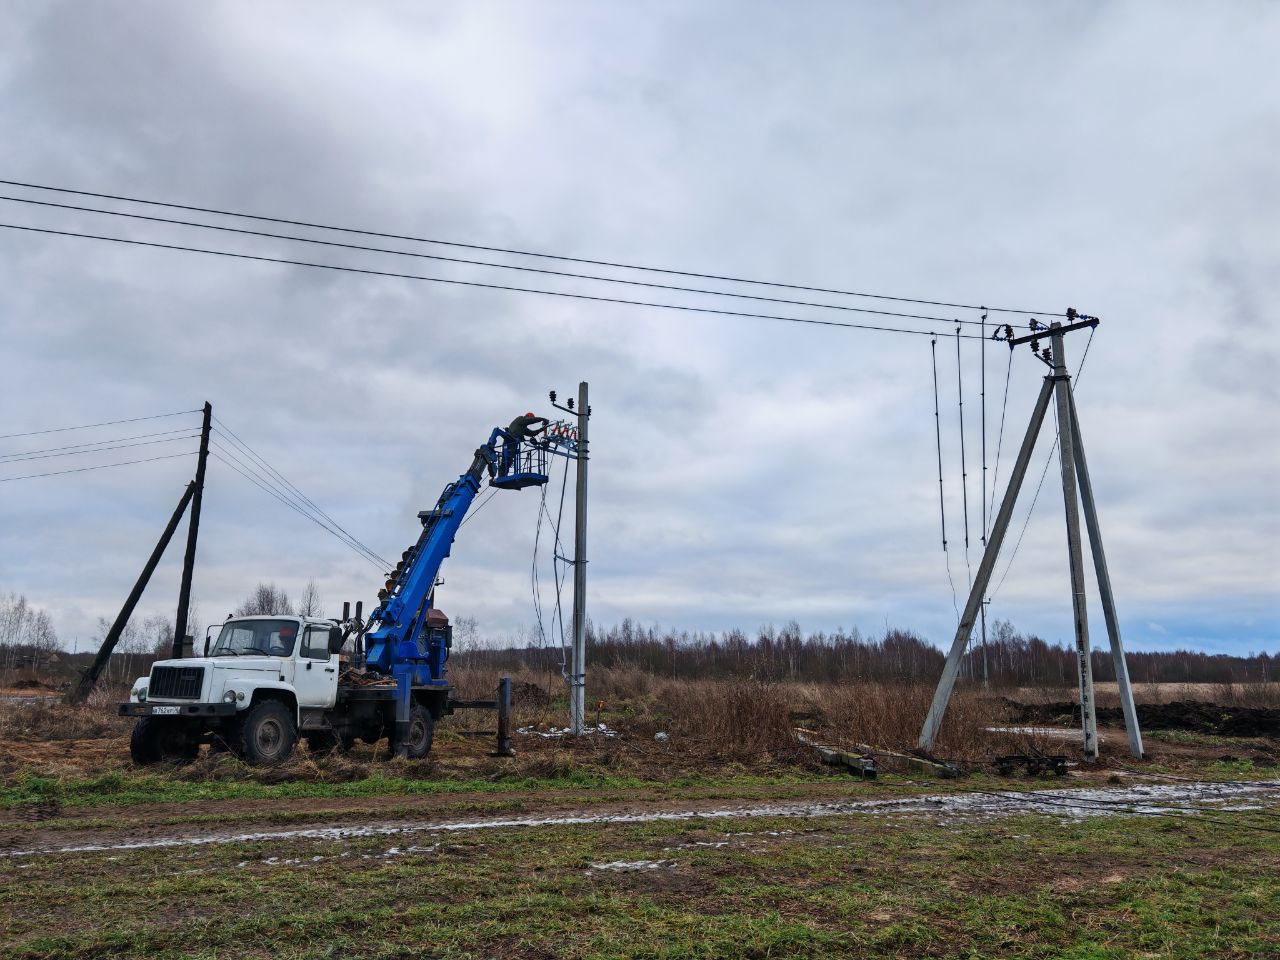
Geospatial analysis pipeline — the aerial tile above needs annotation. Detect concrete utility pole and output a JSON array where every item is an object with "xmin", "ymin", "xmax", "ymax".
[
  {"xmin": 569, "ymin": 381, "xmax": 590, "ymax": 734},
  {"xmin": 1050, "ymin": 325, "xmax": 1098, "ymax": 761},
  {"xmin": 918, "ymin": 376, "xmax": 1054, "ymax": 752},
  {"xmin": 918, "ymin": 312, "xmax": 1143, "ymax": 760},
  {"xmin": 173, "ymin": 401, "xmax": 211, "ymax": 658},
  {"xmin": 1068, "ymin": 391, "xmax": 1143, "ymax": 758}
]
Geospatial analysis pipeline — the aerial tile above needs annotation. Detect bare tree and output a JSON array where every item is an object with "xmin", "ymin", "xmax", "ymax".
[
  {"xmin": 235, "ymin": 583, "xmax": 294, "ymax": 616},
  {"xmin": 297, "ymin": 579, "xmax": 323, "ymax": 618},
  {"xmin": 453, "ymin": 615, "xmax": 479, "ymax": 653}
]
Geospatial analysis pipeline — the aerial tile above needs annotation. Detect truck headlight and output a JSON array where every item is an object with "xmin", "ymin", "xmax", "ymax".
[
  {"xmin": 134, "ymin": 687, "xmax": 147, "ymax": 703},
  {"xmin": 223, "ymin": 690, "xmax": 238, "ymax": 703}
]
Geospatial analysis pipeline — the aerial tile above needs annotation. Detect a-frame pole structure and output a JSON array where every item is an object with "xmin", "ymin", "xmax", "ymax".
[{"xmin": 918, "ymin": 314, "xmax": 1143, "ymax": 760}]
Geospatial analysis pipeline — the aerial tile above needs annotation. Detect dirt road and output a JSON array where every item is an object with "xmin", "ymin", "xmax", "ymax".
[{"xmin": 7, "ymin": 777, "xmax": 1277, "ymax": 862}]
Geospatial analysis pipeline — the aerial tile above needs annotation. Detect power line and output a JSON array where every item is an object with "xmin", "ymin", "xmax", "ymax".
[
  {"xmin": 209, "ymin": 439, "xmax": 388, "ymax": 569},
  {"xmin": 0, "ymin": 178, "xmax": 1068, "ymax": 318},
  {"xmin": 0, "ymin": 426, "xmax": 196, "ymax": 460},
  {"xmin": 0, "ymin": 193, "xmax": 1008, "ymax": 330},
  {"xmin": 0, "ymin": 222, "xmax": 990, "ymax": 339},
  {"xmin": 209, "ymin": 447, "xmax": 385, "ymax": 571},
  {"xmin": 0, "ymin": 409, "xmax": 199, "ymax": 441},
  {"xmin": 456, "ymin": 488, "xmax": 500, "ymax": 531},
  {"xmin": 0, "ymin": 432, "xmax": 200, "ymax": 463},
  {"xmin": 987, "ymin": 350, "xmax": 1014, "ymax": 525},
  {"xmin": 210, "ymin": 418, "xmax": 389, "ymax": 568},
  {"xmin": 0, "ymin": 450, "xmax": 195, "ymax": 482}
]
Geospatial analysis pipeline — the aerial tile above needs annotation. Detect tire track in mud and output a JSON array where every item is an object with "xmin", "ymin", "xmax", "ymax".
[{"xmin": 5, "ymin": 779, "xmax": 1278, "ymax": 861}]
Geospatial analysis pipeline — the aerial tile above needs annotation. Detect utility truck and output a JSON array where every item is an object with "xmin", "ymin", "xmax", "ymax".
[{"xmin": 120, "ymin": 417, "xmax": 577, "ymax": 765}]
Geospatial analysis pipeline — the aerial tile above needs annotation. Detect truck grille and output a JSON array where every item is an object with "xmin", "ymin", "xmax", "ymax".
[{"xmin": 149, "ymin": 666, "xmax": 204, "ymax": 700}]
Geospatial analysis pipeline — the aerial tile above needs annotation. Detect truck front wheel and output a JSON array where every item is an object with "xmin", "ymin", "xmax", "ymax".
[
  {"xmin": 395, "ymin": 703, "xmax": 434, "ymax": 759},
  {"xmin": 130, "ymin": 718, "xmax": 200, "ymax": 765},
  {"xmin": 234, "ymin": 699, "xmax": 298, "ymax": 766}
]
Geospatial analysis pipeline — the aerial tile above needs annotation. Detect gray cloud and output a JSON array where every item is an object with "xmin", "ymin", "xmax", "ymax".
[{"xmin": 0, "ymin": 1, "xmax": 1276, "ymax": 655}]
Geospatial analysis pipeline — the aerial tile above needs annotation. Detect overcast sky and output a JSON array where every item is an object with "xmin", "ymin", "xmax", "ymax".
[{"xmin": 0, "ymin": 1, "xmax": 1276, "ymax": 658}]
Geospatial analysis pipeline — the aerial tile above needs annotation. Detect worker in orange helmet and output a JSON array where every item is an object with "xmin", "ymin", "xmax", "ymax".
[{"xmin": 501, "ymin": 411, "xmax": 549, "ymax": 475}]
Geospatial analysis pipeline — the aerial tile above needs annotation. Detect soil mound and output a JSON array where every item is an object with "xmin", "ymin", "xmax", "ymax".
[{"xmin": 1012, "ymin": 700, "xmax": 1280, "ymax": 738}]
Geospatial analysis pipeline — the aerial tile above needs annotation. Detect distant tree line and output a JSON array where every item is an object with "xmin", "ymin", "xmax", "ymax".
[{"xmin": 458, "ymin": 617, "xmax": 1277, "ymax": 687}]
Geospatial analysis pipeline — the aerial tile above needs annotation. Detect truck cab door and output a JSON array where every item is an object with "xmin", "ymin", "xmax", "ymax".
[{"xmin": 295, "ymin": 625, "xmax": 339, "ymax": 709}]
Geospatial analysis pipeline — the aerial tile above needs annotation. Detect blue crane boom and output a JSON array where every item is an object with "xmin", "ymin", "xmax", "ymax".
[{"xmin": 360, "ymin": 423, "xmax": 575, "ymax": 692}]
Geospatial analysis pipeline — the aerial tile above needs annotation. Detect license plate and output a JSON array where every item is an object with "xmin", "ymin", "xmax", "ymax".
[{"xmin": 151, "ymin": 705, "xmax": 180, "ymax": 715}]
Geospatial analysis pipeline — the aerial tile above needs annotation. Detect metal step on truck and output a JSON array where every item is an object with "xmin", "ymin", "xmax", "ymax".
[{"xmin": 119, "ymin": 412, "xmax": 579, "ymax": 766}]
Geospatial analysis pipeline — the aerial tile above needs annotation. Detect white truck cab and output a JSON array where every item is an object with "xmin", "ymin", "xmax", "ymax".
[{"xmin": 122, "ymin": 615, "xmax": 345, "ymax": 764}]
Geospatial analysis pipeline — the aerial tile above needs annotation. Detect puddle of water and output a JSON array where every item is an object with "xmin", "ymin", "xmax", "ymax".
[
  {"xmin": 517, "ymin": 723, "xmax": 618, "ymax": 738},
  {"xmin": 6, "ymin": 780, "xmax": 1277, "ymax": 861}
]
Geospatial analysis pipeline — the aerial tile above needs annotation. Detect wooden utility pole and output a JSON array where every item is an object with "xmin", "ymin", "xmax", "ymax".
[
  {"xmin": 173, "ymin": 401, "xmax": 211, "ymax": 657},
  {"xmin": 71, "ymin": 483, "xmax": 195, "ymax": 703}
]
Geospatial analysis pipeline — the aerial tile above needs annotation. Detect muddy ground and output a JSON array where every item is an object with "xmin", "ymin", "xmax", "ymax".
[{"xmin": 2, "ymin": 688, "xmax": 1278, "ymax": 957}]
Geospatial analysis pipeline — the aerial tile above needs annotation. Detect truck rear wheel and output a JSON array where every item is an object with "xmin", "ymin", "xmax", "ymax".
[
  {"xmin": 130, "ymin": 717, "xmax": 199, "ymax": 765},
  {"xmin": 234, "ymin": 699, "xmax": 298, "ymax": 766},
  {"xmin": 395, "ymin": 703, "xmax": 434, "ymax": 759}
]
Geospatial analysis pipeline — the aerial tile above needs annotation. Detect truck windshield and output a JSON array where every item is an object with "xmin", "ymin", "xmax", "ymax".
[{"xmin": 210, "ymin": 619, "xmax": 299, "ymax": 657}]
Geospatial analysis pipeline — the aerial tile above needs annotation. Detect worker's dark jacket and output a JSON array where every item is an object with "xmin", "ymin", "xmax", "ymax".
[{"xmin": 507, "ymin": 416, "xmax": 547, "ymax": 440}]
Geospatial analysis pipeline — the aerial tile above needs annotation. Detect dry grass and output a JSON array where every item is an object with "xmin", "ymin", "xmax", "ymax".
[
  {"xmin": 11, "ymin": 667, "xmax": 1268, "ymax": 787},
  {"xmin": 451, "ymin": 665, "xmax": 1039, "ymax": 764},
  {"xmin": 0, "ymin": 694, "xmax": 132, "ymax": 742}
]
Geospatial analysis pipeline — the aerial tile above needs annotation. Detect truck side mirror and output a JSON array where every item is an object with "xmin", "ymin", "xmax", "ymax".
[{"xmin": 328, "ymin": 626, "xmax": 344, "ymax": 655}]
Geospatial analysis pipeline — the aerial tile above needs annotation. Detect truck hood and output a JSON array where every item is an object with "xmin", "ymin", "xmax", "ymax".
[{"xmin": 211, "ymin": 658, "xmax": 285, "ymax": 673}]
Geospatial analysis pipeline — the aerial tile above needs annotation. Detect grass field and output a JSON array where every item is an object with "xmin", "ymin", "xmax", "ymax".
[{"xmin": 2, "ymin": 679, "xmax": 1278, "ymax": 958}]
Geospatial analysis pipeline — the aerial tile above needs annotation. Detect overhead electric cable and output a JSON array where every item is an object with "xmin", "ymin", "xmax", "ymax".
[
  {"xmin": 980, "ymin": 309, "xmax": 988, "ymax": 545},
  {"xmin": 0, "ymin": 222, "xmax": 990, "ymax": 339},
  {"xmin": 930, "ymin": 338, "xmax": 947, "ymax": 552},
  {"xmin": 209, "ymin": 448, "xmax": 385, "ymax": 571},
  {"xmin": 0, "ymin": 409, "xmax": 199, "ymax": 441},
  {"xmin": 0, "ymin": 432, "xmax": 200, "ymax": 463},
  {"xmin": 0, "ymin": 194, "xmax": 1007, "ymax": 330},
  {"xmin": 209, "ymin": 439, "xmax": 387, "ymax": 568},
  {"xmin": 0, "ymin": 426, "xmax": 197, "ymax": 460},
  {"xmin": 457, "ymin": 488, "xmax": 499, "ymax": 530},
  {"xmin": 211, "ymin": 417, "xmax": 389, "ymax": 567},
  {"xmin": 987, "ymin": 350, "xmax": 1014, "ymax": 525},
  {"xmin": 0, "ymin": 178, "xmax": 1068, "ymax": 317},
  {"xmin": 0, "ymin": 450, "xmax": 195, "ymax": 482},
  {"xmin": 931, "ymin": 338, "xmax": 960, "ymax": 620}
]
